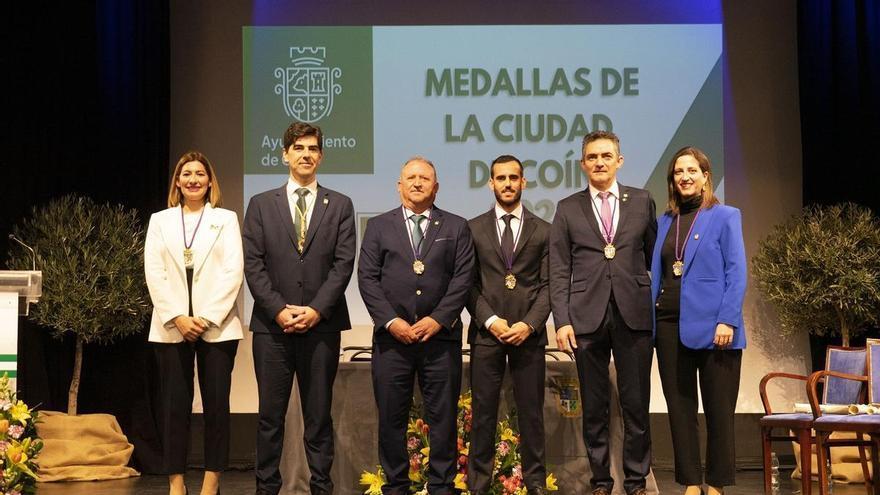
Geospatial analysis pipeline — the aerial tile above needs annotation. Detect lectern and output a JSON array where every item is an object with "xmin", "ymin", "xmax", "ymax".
[{"xmin": 0, "ymin": 270, "xmax": 42, "ymax": 388}]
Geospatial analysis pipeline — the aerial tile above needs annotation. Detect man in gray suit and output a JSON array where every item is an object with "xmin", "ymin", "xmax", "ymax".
[
  {"xmin": 550, "ymin": 131, "xmax": 657, "ymax": 495},
  {"xmin": 358, "ymin": 157, "xmax": 474, "ymax": 495},
  {"xmin": 466, "ymin": 155, "xmax": 551, "ymax": 495},
  {"xmin": 243, "ymin": 122, "xmax": 356, "ymax": 495}
]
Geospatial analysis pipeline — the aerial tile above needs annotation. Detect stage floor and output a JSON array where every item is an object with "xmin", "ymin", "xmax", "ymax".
[{"xmin": 33, "ymin": 468, "xmax": 866, "ymax": 494}]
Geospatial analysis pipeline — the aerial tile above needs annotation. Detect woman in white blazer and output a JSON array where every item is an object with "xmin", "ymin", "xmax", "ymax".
[{"xmin": 145, "ymin": 151, "xmax": 243, "ymax": 495}]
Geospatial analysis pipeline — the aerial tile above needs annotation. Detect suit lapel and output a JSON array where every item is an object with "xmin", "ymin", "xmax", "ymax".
[
  {"xmin": 302, "ymin": 185, "xmax": 329, "ymax": 253},
  {"xmin": 420, "ymin": 207, "xmax": 443, "ymax": 258},
  {"xmin": 513, "ymin": 208, "xmax": 538, "ymax": 260},
  {"xmin": 392, "ymin": 208, "xmax": 414, "ymax": 260},
  {"xmin": 272, "ymin": 185, "xmax": 299, "ymax": 250},
  {"xmin": 683, "ymin": 206, "xmax": 716, "ymax": 276},
  {"xmin": 480, "ymin": 209, "xmax": 505, "ymax": 263},
  {"xmin": 161, "ymin": 207, "xmax": 187, "ymax": 273},
  {"xmin": 656, "ymin": 214, "xmax": 673, "ymax": 260},
  {"xmin": 192, "ymin": 204, "xmax": 222, "ymax": 273},
  {"xmin": 576, "ymin": 190, "xmax": 605, "ymax": 244},
  {"xmin": 615, "ymin": 185, "xmax": 631, "ymax": 241}
]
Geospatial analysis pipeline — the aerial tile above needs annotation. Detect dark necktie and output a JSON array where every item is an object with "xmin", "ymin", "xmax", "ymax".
[
  {"xmin": 501, "ymin": 214, "xmax": 514, "ymax": 262},
  {"xmin": 294, "ymin": 188, "xmax": 309, "ymax": 252}
]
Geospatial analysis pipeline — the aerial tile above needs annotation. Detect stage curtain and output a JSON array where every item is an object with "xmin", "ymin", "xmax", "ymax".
[
  {"xmin": 798, "ymin": 0, "xmax": 880, "ymax": 214},
  {"xmin": 4, "ymin": 0, "xmax": 170, "ymax": 473}
]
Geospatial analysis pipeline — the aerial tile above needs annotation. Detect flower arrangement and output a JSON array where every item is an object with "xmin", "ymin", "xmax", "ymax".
[
  {"xmin": 0, "ymin": 374, "xmax": 42, "ymax": 495},
  {"xmin": 361, "ymin": 390, "xmax": 558, "ymax": 494}
]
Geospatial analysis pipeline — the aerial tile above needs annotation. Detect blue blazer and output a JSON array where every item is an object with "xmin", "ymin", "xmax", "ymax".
[
  {"xmin": 358, "ymin": 205, "xmax": 475, "ymax": 343},
  {"xmin": 650, "ymin": 204, "xmax": 747, "ymax": 350}
]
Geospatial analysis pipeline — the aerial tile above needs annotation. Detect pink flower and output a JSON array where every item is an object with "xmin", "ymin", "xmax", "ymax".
[
  {"xmin": 407, "ymin": 436, "xmax": 420, "ymax": 450},
  {"xmin": 7, "ymin": 425, "xmax": 23, "ymax": 440},
  {"xmin": 497, "ymin": 441, "xmax": 510, "ymax": 456}
]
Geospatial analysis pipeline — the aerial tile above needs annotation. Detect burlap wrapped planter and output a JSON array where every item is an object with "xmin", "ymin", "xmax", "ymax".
[
  {"xmin": 35, "ymin": 411, "xmax": 139, "ymax": 482},
  {"xmin": 792, "ymin": 432, "xmax": 872, "ymax": 484}
]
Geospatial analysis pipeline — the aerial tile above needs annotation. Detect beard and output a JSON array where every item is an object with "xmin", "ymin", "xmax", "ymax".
[{"xmin": 494, "ymin": 188, "xmax": 522, "ymax": 208}]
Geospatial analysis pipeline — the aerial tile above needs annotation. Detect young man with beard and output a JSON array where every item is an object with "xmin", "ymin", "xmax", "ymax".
[{"xmin": 466, "ymin": 155, "xmax": 551, "ymax": 495}]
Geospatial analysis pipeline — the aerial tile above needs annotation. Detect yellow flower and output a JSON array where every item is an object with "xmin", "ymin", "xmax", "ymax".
[
  {"xmin": 501, "ymin": 427, "xmax": 517, "ymax": 443},
  {"xmin": 10, "ymin": 401, "xmax": 31, "ymax": 423},
  {"xmin": 458, "ymin": 393, "xmax": 472, "ymax": 409},
  {"xmin": 454, "ymin": 472, "xmax": 468, "ymax": 490},
  {"xmin": 515, "ymin": 488, "xmax": 527, "ymax": 495},
  {"xmin": 359, "ymin": 468, "xmax": 384, "ymax": 495},
  {"xmin": 545, "ymin": 473, "xmax": 559, "ymax": 491},
  {"xmin": 407, "ymin": 419, "xmax": 419, "ymax": 435}
]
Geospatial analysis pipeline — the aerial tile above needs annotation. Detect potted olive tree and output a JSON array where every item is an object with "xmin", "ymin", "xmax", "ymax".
[
  {"xmin": 752, "ymin": 202, "xmax": 880, "ymax": 348},
  {"xmin": 7, "ymin": 194, "xmax": 149, "ymax": 480}
]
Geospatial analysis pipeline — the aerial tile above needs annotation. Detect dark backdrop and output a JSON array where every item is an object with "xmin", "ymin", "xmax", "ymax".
[
  {"xmin": 798, "ymin": 0, "xmax": 880, "ymax": 214},
  {"xmin": 1, "ymin": 0, "xmax": 878, "ymax": 474},
  {"xmin": 4, "ymin": 1, "xmax": 170, "ymax": 471}
]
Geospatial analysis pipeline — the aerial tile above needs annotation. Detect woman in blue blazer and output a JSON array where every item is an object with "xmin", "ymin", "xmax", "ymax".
[{"xmin": 650, "ymin": 147, "xmax": 746, "ymax": 495}]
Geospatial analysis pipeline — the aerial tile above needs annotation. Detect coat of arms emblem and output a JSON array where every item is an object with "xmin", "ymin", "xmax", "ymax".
[{"xmin": 274, "ymin": 47, "xmax": 342, "ymax": 123}]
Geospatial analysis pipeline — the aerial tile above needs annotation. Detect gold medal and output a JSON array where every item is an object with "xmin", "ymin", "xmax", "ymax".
[
  {"xmin": 413, "ymin": 259, "xmax": 425, "ymax": 275},
  {"xmin": 603, "ymin": 243, "xmax": 616, "ymax": 260},
  {"xmin": 672, "ymin": 260, "xmax": 684, "ymax": 277},
  {"xmin": 183, "ymin": 248, "xmax": 193, "ymax": 266},
  {"xmin": 505, "ymin": 273, "xmax": 517, "ymax": 290}
]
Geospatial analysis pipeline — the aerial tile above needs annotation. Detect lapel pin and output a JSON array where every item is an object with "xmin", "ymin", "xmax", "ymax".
[
  {"xmin": 323, "ymin": 198, "xmax": 329, "ymax": 205},
  {"xmin": 622, "ymin": 193, "xmax": 629, "ymax": 202},
  {"xmin": 434, "ymin": 220, "xmax": 439, "ymax": 225},
  {"xmin": 694, "ymin": 234, "xmax": 699, "ymax": 240}
]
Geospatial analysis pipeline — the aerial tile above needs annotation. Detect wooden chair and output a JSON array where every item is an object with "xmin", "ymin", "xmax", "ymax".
[
  {"xmin": 810, "ymin": 342, "xmax": 880, "ymax": 495},
  {"xmin": 760, "ymin": 346, "xmax": 867, "ymax": 494}
]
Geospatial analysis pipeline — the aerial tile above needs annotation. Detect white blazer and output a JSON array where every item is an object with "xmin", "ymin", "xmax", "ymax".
[{"xmin": 144, "ymin": 204, "xmax": 244, "ymax": 343}]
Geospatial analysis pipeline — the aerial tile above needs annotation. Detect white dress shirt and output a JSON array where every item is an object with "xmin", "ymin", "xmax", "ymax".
[
  {"xmin": 587, "ymin": 180, "xmax": 621, "ymax": 242},
  {"xmin": 485, "ymin": 203, "xmax": 524, "ymax": 330},
  {"xmin": 286, "ymin": 177, "xmax": 318, "ymax": 227},
  {"xmin": 401, "ymin": 205, "xmax": 433, "ymax": 253},
  {"xmin": 385, "ymin": 206, "xmax": 434, "ymax": 329}
]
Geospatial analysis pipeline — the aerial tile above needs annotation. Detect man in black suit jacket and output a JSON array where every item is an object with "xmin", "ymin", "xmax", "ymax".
[
  {"xmin": 243, "ymin": 122, "xmax": 356, "ymax": 495},
  {"xmin": 466, "ymin": 155, "xmax": 551, "ymax": 495},
  {"xmin": 550, "ymin": 131, "xmax": 657, "ymax": 495},
  {"xmin": 358, "ymin": 157, "xmax": 474, "ymax": 495}
]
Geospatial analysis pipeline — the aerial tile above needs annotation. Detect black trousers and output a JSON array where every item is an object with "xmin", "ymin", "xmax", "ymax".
[
  {"xmin": 655, "ymin": 297, "xmax": 742, "ymax": 487},
  {"xmin": 153, "ymin": 338, "xmax": 239, "ymax": 475},
  {"xmin": 574, "ymin": 297, "xmax": 653, "ymax": 494},
  {"xmin": 252, "ymin": 331, "xmax": 341, "ymax": 495},
  {"xmin": 468, "ymin": 343, "xmax": 546, "ymax": 492},
  {"xmin": 372, "ymin": 339, "xmax": 462, "ymax": 495}
]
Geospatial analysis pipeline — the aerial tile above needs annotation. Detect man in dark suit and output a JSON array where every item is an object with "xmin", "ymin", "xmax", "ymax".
[
  {"xmin": 549, "ymin": 131, "xmax": 657, "ymax": 495},
  {"xmin": 466, "ymin": 155, "xmax": 551, "ymax": 495},
  {"xmin": 243, "ymin": 122, "xmax": 356, "ymax": 495},
  {"xmin": 358, "ymin": 156, "xmax": 474, "ymax": 495}
]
